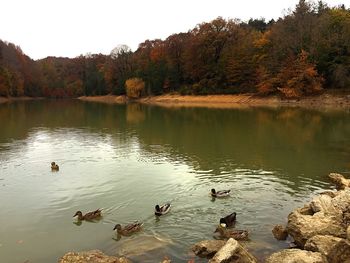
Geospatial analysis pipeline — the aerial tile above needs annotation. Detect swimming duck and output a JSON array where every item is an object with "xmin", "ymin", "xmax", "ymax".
[
  {"xmin": 51, "ymin": 162, "xmax": 59, "ymax": 171},
  {"xmin": 214, "ymin": 225, "xmax": 248, "ymax": 240},
  {"xmin": 155, "ymin": 203, "xmax": 171, "ymax": 216},
  {"xmin": 73, "ymin": 209, "xmax": 102, "ymax": 221},
  {"xmin": 113, "ymin": 222, "xmax": 143, "ymax": 236},
  {"xmin": 211, "ymin": 188, "xmax": 230, "ymax": 198},
  {"xmin": 220, "ymin": 212, "xmax": 237, "ymax": 227}
]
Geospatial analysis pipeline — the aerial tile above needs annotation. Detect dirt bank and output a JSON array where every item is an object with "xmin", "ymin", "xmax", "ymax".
[
  {"xmin": 139, "ymin": 94, "xmax": 350, "ymax": 108},
  {"xmin": 0, "ymin": 96, "xmax": 44, "ymax": 104},
  {"xmin": 78, "ymin": 95, "xmax": 128, "ymax": 104},
  {"xmin": 139, "ymin": 93, "xmax": 350, "ymax": 109},
  {"xmin": 6, "ymin": 93, "xmax": 350, "ymax": 110}
]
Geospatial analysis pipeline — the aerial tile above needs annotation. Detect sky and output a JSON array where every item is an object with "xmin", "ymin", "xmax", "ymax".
[{"xmin": 0, "ymin": 0, "xmax": 347, "ymax": 60}]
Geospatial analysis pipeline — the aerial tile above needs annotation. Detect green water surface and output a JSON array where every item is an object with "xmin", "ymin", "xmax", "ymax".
[{"xmin": 0, "ymin": 100, "xmax": 350, "ymax": 262}]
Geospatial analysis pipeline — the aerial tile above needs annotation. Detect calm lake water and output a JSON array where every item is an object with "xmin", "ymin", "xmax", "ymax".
[{"xmin": 1, "ymin": 100, "xmax": 350, "ymax": 262}]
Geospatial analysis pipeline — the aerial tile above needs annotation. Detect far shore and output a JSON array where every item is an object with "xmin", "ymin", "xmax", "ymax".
[
  {"xmin": 0, "ymin": 96, "xmax": 44, "ymax": 104},
  {"xmin": 78, "ymin": 93, "xmax": 350, "ymax": 110},
  {"xmin": 3, "ymin": 93, "xmax": 350, "ymax": 110}
]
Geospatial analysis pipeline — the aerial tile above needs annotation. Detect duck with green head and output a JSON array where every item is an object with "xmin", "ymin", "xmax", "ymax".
[
  {"xmin": 219, "ymin": 212, "xmax": 237, "ymax": 227},
  {"xmin": 155, "ymin": 203, "xmax": 171, "ymax": 216}
]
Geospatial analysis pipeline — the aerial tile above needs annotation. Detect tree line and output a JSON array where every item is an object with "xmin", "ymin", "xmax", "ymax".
[{"xmin": 0, "ymin": 0, "xmax": 349, "ymax": 99}]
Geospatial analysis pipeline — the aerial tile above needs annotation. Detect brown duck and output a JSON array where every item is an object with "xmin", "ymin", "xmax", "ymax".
[
  {"xmin": 113, "ymin": 222, "xmax": 143, "ymax": 236},
  {"xmin": 214, "ymin": 225, "xmax": 249, "ymax": 240},
  {"xmin": 73, "ymin": 209, "xmax": 102, "ymax": 221}
]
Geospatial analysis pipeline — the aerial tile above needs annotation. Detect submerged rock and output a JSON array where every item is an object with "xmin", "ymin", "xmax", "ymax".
[
  {"xmin": 272, "ymin": 224, "xmax": 288, "ymax": 240},
  {"xmin": 329, "ymin": 173, "xmax": 350, "ymax": 190},
  {"xmin": 208, "ymin": 238, "xmax": 257, "ymax": 263},
  {"xmin": 116, "ymin": 234, "xmax": 173, "ymax": 257},
  {"xmin": 58, "ymin": 250, "xmax": 131, "ymax": 263},
  {"xmin": 160, "ymin": 257, "xmax": 172, "ymax": 263},
  {"xmin": 191, "ymin": 240, "xmax": 226, "ymax": 258},
  {"xmin": 265, "ymin": 248, "xmax": 327, "ymax": 263}
]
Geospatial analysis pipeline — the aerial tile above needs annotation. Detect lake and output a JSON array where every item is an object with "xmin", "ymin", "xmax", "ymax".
[{"xmin": 0, "ymin": 100, "xmax": 350, "ymax": 262}]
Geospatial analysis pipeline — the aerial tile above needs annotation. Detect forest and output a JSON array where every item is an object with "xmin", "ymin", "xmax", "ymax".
[{"xmin": 0, "ymin": 0, "xmax": 349, "ymax": 99}]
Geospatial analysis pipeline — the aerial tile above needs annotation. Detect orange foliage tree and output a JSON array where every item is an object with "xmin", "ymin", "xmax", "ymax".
[
  {"xmin": 277, "ymin": 50, "xmax": 323, "ymax": 98},
  {"xmin": 125, "ymin": 78, "xmax": 145, "ymax": 98}
]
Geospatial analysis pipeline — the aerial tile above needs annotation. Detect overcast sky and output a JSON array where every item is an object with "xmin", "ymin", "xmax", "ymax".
[{"xmin": 0, "ymin": 0, "xmax": 347, "ymax": 60}]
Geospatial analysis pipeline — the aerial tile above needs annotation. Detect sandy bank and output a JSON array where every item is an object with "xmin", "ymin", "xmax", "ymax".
[
  {"xmin": 78, "ymin": 95, "xmax": 128, "ymax": 104},
  {"xmin": 139, "ymin": 93, "xmax": 350, "ymax": 109},
  {"xmin": 139, "ymin": 94, "xmax": 280, "ymax": 108}
]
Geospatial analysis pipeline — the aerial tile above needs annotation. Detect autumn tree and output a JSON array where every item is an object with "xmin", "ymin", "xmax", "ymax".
[
  {"xmin": 277, "ymin": 50, "xmax": 323, "ymax": 98},
  {"xmin": 125, "ymin": 78, "xmax": 145, "ymax": 98}
]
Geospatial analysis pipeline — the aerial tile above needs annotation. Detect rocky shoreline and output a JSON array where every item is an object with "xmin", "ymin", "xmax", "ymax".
[{"xmin": 59, "ymin": 173, "xmax": 350, "ymax": 262}]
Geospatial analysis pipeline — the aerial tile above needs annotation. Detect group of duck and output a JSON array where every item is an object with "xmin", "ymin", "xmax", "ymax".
[{"xmin": 52, "ymin": 162, "xmax": 249, "ymax": 240}]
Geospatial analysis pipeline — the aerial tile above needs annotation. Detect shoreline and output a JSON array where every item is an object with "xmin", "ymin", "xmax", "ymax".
[
  {"xmin": 3, "ymin": 93, "xmax": 350, "ymax": 110},
  {"xmin": 79, "ymin": 93, "xmax": 350, "ymax": 110},
  {"xmin": 0, "ymin": 96, "xmax": 44, "ymax": 104},
  {"xmin": 78, "ymin": 95, "xmax": 129, "ymax": 104}
]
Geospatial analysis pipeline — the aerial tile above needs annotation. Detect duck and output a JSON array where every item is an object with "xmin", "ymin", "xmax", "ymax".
[
  {"xmin": 73, "ymin": 209, "xmax": 102, "ymax": 221},
  {"xmin": 211, "ymin": 188, "xmax": 230, "ymax": 198},
  {"xmin": 51, "ymin": 162, "xmax": 59, "ymax": 171},
  {"xmin": 155, "ymin": 203, "xmax": 171, "ymax": 216},
  {"xmin": 219, "ymin": 212, "xmax": 237, "ymax": 227},
  {"xmin": 113, "ymin": 222, "xmax": 143, "ymax": 236},
  {"xmin": 214, "ymin": 225, "xmax": 249, "ymax": 240}
]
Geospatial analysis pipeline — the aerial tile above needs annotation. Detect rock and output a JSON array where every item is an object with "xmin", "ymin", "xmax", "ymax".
[
  {"xmin": 327, "ymin": 239, "xmax": 350, "ymax": 263},
  {"xmin": 208, "ymin": 238, "xmax": 257, "ymax": 263},
  {"xmin": 191, "ymin": 240, "xmax": 226, "ymax": 258},
  {"xmin": 287, "ymin": 208, "xmax": 346, "ymax": 247},
  {"xmin": 329, "ymin": 173, "xmax": 350, "ymax": 190},
  {"xmin": 58, "ymin": 250, "xmax": 131, "ymax": 263},
  {"xmin": 331, "ymin": 189, "xmax": 350, "ymax": 213},
  {"xmin": 310, "ymin": 194, "xmax": 341, "ymax": 216},
  {"xmin": 304, "ymin": 235, "xmax": 343, "ymax": 258},
  {"xmin": 319, "ymin": 191, "xmax": 338, "ymax": 198},
  {"xmin": 287, "ymin": 190, "xmax": 350, "ymax": 247},
  {"xmin": 347, "ymin": 226, "xmax": 350, "ymax": 240},
  {"xmin": 265, "ymin": 248, "xmax": 327, "ymax": 263},
  {"xmin": 272, "ymin": 224, "xmax": 288, "ymax": 240}
]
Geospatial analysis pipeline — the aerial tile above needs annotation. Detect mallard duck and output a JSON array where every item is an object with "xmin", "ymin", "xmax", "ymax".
[
  {"xmin": 73, "ymin": 209, "xmax": 102, "ymax": 221},
  {"xmin": 214, "ymin": 225, "xmax": 248, "ymax": 240},
  {"xmin": 113, "ymin": 222, "xmax": 143, "ymax": 236},
  {"xmin": 220, "ymin": 212, "xmax": 237, "ymax": 227},
  {"xmin": 155, "ymin": 203, "xmax": 171, "ymax": 216},
  {"xmin": 51, "ymin": 162, "xmax": 59, "ymax": 171},
  {"xmin": 211, "ymin": 188, "xmax": 230, "ymax": 198}
]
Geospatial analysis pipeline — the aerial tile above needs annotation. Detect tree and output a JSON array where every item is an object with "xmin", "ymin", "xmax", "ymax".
[
  {"xmin": 277, "ymin": 50, "xmax": 323, "ymax": 98},
  {"xmin": 125, "ymin": 78, "xmax": 145, "ymax": 98}
]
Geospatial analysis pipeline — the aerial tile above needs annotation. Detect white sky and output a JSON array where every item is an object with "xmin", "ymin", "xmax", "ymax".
[{"xmin": 0, "ymin": 0, "xmax": 347, "ymax": 60}]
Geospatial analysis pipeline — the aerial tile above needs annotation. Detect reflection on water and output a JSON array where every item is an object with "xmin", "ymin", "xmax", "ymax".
[{"xmin": 0, "ymin": 100, "xmax": 350, "ymax": 262}]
